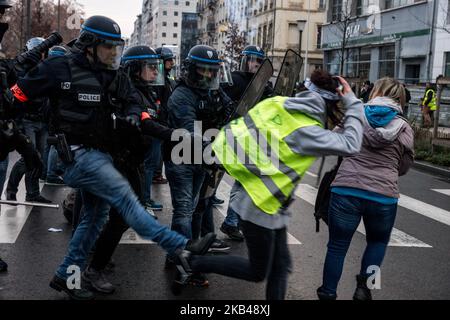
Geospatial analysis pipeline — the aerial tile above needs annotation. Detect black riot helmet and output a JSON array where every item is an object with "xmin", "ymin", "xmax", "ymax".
[
  {"xmin": 182, "ymin": 45, "xmax": 222, "ymax": 90},
  {"xmin": 155, "ymin": 47, "xmax": 175, "ymax": 62},
  {"xmin": 121, "ymin": 45, "xmax": 165, "ymax": 86},
  {"xmin": 240, "ymin": 45, "xmax": 266, "ymax": 73},
  {"xmin": 74, "ymin": 15, "xmax": 125, "ymax": 70},
  {"xmin": 0, "ymin": 0, "xmax": 11, "ymax": 14}
]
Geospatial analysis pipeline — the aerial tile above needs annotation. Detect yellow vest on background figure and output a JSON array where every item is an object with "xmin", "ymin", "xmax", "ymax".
[
  {"xmin": 422, "ymin": 88, "xmax": 437, "ymax": 111},
  {"xmin": 212, "ymin": 96, "xmax": 323, "ymax": 215}
]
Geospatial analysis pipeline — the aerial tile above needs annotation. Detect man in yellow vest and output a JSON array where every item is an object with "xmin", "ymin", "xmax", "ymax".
[
  {"xmin": 172, "ymin": 70, "xmax": 365, "ymax": 300},
  {"xmin": 421, "ymin": 83, "xmax": 437, "ymax": 128}
]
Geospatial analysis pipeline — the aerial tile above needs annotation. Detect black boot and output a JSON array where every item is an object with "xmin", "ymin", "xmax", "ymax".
[
  {"xmin": 316, "ymin": 286, "xmax": 337, "ymax": 300},
  {"xmin": 353, "ymin": 275, "xmax": 372, "ymax": 301},
  {"xmin": 185, "ymin": 232, "xmax": 216, "ymax": 255},
  {"xmin": 49, "ymin": 275, "xmax": 94, "ymax": 300}
]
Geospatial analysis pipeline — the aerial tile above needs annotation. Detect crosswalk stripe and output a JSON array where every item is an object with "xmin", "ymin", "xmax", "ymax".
[
  {"xmin": 398, "ymin": 194, "xmax": 450, "ymax": 227},
  {"xmin": 294, "ymin": 184, "xmax": 432, "ymax": 248},
  {"xmin": 432, "ymin": 189, "xmax": 450, "ymax": 197},
  {"xmin": 216, "ymin": 180, "xmax": 302, "ymax": 245}
]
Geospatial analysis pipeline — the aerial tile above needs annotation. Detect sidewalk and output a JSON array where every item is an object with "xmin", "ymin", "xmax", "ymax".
[{"xmin": 413, "ymin": 160, "xmax": 450, "ymax": 179}]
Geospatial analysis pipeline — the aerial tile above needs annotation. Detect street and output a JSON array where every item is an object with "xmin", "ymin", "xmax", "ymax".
[{"xmin": 1, "ymin": 154, "xmax": 449, "ymax": 300}]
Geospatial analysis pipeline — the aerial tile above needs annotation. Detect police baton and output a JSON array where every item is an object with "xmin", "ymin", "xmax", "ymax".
[{"xmin": 0, "ymin": 200, "xmax": 59, "ymax": 209}]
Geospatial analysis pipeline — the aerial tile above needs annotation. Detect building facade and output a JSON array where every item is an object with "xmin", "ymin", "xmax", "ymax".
[{"xmin": 321, "ymin": 0, "xmax": 450, "ymax": 84}]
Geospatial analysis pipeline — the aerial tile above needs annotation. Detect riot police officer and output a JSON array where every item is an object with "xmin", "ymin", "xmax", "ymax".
[
  {"xmin": 164, "ymin": 45, "xmax": 234, "ymax": 285},
  {"xmin": 0, "ymin": 0, "xmax": 43, "ymax": 273},
  {"xmin": 81, "ymin": 45, "xmax": 176, "ymax": 294},
  {"xmin": 10, "ymin": 16, "xmax": 215, "ymax": 299},
  {"xmin": 6, "ymin": 37, "xmax": 52, "ymax": 204}
]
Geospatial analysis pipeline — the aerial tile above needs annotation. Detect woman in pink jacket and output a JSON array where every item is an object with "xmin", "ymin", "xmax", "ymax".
[{"xmin": 317, "ymin": 77, "xmax": 414, "ymax": 300}]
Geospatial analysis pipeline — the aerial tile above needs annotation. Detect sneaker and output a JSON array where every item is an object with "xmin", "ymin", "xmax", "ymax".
[
  {"xmin": 144, "ymin": 205, "xmax": 158, "ymax": 219},
  {"xmin": 45, "ymin": 177, "xmax": 66, "ymax": 186},
  {"xmin": 220, "ymin": 223, "xmax": 244, "ymax": 242},
  {"xmin": 208, "ymin": 239, "xmax": 231, "ymax": 253},
  {"xmin": 152, "ymin": 175, "xmax": 168, "ymax": 184},
  {"xmin": 82, "ymin": 267, "xmax": 115, "ymax": 294},
  {"xmin": 0, "ymin": 257, "xmax": 7, "ymax": 272},
  {"xmin": 210, "ymin": 195, "xmax": 224, "ymax": 205},
  {"xmin": 145, "ymin": 199, "xmax": 163, "ymax": 211},
  {"xmin": 49, "ymin": 274, "xmax": 94, "ymax": 300},
  {"xmin": 26, "ymin": 195, "xmax": 52, "ymax": 204}
]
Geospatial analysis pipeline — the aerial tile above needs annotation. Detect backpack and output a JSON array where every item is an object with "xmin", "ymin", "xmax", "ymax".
[{"xmin": 314, "ymin": 157, "xmax": 342, "ymax": 232}]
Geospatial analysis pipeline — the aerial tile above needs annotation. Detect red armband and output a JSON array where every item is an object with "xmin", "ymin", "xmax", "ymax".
[
  {"xmin": 141, "ymin": 111, "xmax": 151, "ymax": 121},
  {"xmin": 11, "ymin": 84, "xmax": 29, "ymax": 102}
]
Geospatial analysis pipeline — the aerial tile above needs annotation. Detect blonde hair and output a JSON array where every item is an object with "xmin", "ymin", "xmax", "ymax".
[{"xmin": 369, "ymin": 77, "xmax": 406, "ymax": 108}]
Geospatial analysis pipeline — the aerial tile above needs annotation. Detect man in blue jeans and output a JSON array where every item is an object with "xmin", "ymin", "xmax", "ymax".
[{"xmin": 11, "ymin": 16, "xmax": 215, "ymax": 300}]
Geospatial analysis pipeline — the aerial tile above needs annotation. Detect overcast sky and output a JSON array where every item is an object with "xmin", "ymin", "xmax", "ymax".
[{"xmin": 77, "ymin": 0, "xmax": 142, "ymax": 38}]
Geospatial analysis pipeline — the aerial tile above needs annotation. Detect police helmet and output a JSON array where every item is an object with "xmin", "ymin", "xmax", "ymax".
[
  {"xmin": 0, "ymin": 0, "xmax": 11, "ymax": 13},
  {"xmin": 26, "ymin": 37, "xmax": 45, "ymax": 51},
  {"xmin": 182, "ymin": 45, "xmax": 221, "ymax": 90},
  {"xmin": 122, "ymin": 45, "xmax": 165, "ymax": 86},
  {"xmin": 75, "ymin": 15, "xmax": 125, "ymax": 70},
  {"xmin": 155, "ymin": 47, "xmax": 175, "ymax": 62},
  {"xmin": 240, "ymin": 45, "xmax": 265, "ymax": 73},
  {"xmin": 48, "ymin": 45, "xmax": 68, "ymax": 57}
]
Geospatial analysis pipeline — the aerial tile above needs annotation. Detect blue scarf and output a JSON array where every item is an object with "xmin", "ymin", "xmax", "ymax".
[{"xmin": 364, "ymin": 105, "xmax": 398, "ymax": 128}]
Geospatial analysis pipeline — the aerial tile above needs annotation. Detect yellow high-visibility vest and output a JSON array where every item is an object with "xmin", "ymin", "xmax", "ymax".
[
  {"xmin": 212, "ymin": 96, "xmax": 322, "ymax": 214},
  {"xmin": 422, "ymin": 89, "xmax": 437, "ymax": 111}
]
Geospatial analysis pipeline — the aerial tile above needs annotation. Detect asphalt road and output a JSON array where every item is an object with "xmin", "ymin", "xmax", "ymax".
[{"xmin": 1, "ymin": 154, "xmax": 449, "ymax": 300}]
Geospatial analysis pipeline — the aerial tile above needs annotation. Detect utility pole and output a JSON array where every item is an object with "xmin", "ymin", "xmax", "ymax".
[
  {"xmin": 304, "ymin": 0, "xmax": 311, "ymax": 80},
  {"xmin": 25, "ymin": 0, "xmax": 31, "ymax": 42}
]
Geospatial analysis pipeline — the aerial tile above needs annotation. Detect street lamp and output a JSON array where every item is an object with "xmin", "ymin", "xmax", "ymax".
[{"xmin": 297, "ymin": 20, "xmax": 306, "ymax": 57}]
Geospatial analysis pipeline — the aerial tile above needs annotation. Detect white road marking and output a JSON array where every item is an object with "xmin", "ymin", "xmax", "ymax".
[
  {"xmin": 432, "ymin": 189, "xmax": 450, "ymax": 197},
  {"xmin": 305, "ymin": 171, "xmax": 318, "ymax": 178},
  {"xmin": 216, "ymin": 179, "xmax": 302, "ymax": 245},
  {"xmin": 398, "ymin": 194, "xmax": 450, "ymax": 227},
  {"xmin": 295, "ymin": 184, "xmax": 432, "ymax": 248}
]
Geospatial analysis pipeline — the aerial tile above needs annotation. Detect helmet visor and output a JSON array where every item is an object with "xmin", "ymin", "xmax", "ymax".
[
  {"xmin": 194, "ymin": 63, "xmax": 220, "ymax": 90},
  {"xmin": 96, "ymin": 41, "xmax": 124, "ymax": 70},
  {"xmin": 240, "ymin": 55, "xmax": 265, "ymax": 73},
  {"xmin": 140, "ymin": 59, "xmax": 165, "ymax": 86},
  {"xmin": 219, "ymin": 62, "xmax": 233, "ymax": 86}
]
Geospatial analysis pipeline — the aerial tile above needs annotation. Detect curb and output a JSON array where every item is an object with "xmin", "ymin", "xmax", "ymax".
[{"xmin": 412, "ymin": 160, "xmax": 450, "ymax": 178}]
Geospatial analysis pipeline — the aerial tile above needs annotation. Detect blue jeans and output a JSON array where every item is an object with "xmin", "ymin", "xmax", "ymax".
[
  {"xmin": 55, "ymin": 148, "xmax": 187, "ymax": 279},
  {"xmin": 0, "ymin": 155, "xmax": 8, "ymax": 197},
  {"xmin": 46, "ymin": 146, "xmax": 65, "ymax": 180},
  {"xmin": 6, "ymin": 119, "xmax": 48, "ymax": 199},
  {"xmin": 143, "ymin": 139, "xmax": 161, "ymax": 202},
  {"xmin": 191, "ymin": 219, "xmax": 292, "ymax": 300},
  {"xmin": 165, "ymin": 161, "xmax": 206, "ymax": 239},
  {"xmin": 320, "ymin": 193, "xmax": 397, "ymax": 295}
]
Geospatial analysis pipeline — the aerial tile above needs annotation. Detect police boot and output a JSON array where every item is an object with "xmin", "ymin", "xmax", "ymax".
[{"xmin": 353, "ymin": 275, "xmax": 372, "ymax": 301}]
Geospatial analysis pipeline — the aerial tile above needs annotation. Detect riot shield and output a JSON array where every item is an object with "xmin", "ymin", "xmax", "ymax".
[
  {"xmin": 273, "ymin": 49, "xmax": 303, "ymax": 97},
  {"xmin": 235, "ymin": 58, "xmax": 274, "ymax": 117}
]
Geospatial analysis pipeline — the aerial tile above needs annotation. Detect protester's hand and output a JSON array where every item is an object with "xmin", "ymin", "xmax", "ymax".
[{"xmin": 334, "ymin": 76, "xmax": 352, "ymax": 97}]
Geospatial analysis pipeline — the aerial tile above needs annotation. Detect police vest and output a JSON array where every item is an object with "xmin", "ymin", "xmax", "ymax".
[
  {"xmin": 55, "ymin": 58, "xmax": 119, "ymax": 147},
  {"xmin": 212, "ymin": 96, "xmax": 322, "ymax": 214},
  {"xmin": 422, "ymin": 89, "xmax": 437, "ymax": 111}
]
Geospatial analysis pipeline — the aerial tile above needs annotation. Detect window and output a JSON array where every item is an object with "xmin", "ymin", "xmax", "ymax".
[
  {"xmin": 173, "ymin": 33, "xmax": 178, "ymax": 38},
  {"xmin": 384, "ymin": 0, "xmax": 412, "ymax": 10},
  {"xmin": 319, "ymin": 0, "xmax": 326, "ymax": 10},
  {"xmin": 174, "ymin": 11, "xmax": 179, "ymax": 16},
  {"xmin": 163, "ymin": 10, "xmax": 167, "ymax": 16},
  {"xmin": 174, "ymin": 22, "xmax": 178, "ymax": 27},
  {"xmin": 162, "ymin": 21, "xmax": 167, "ymax": 26},
  {"xmin": 359, "ymin": 47, "xmax": 371, "ymax": 79},
  {"xmin": 332, "ymin": 0, "xmax": 342, "ymax": 21},
  {"xmin": 379, "ymin": 45, "xmax": 395, "ymax": 78},
  {"xmin": 447, "ymin": 0, "xmax": 450, "ymax": 24},
  {"xmin": 316, "ymin": 25, "xmax": 322, "ymax": 49},
  {"xmin": 162, "ymin": 32, "xmax": 167, "ymax": 37},
  {"xmin": 356, "ymin": 0, "xmax": 363, "ymax": 16},
  {"xmin": 186, "ymin": 1, "xmax": 190, "ymax": 6},
  {"xmin": 175, "ymin": 0, "xmax": 179, "ymax": 5},
  {"xmin": 445, "ymin": 52, "xmax": 450, "ymax": 77}
]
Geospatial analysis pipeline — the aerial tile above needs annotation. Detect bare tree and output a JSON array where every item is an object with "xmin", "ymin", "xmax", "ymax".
[
  {"xmin": 223, "ymin": 22, "xmax": 246, "ymax": 71},
  {"xmin": 328, "ymin": 0, "xmax": 358, "ymax": 75},
  {"xmin": 1, "ymin": 0, "xmax": 84, "ymax": 58}
]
